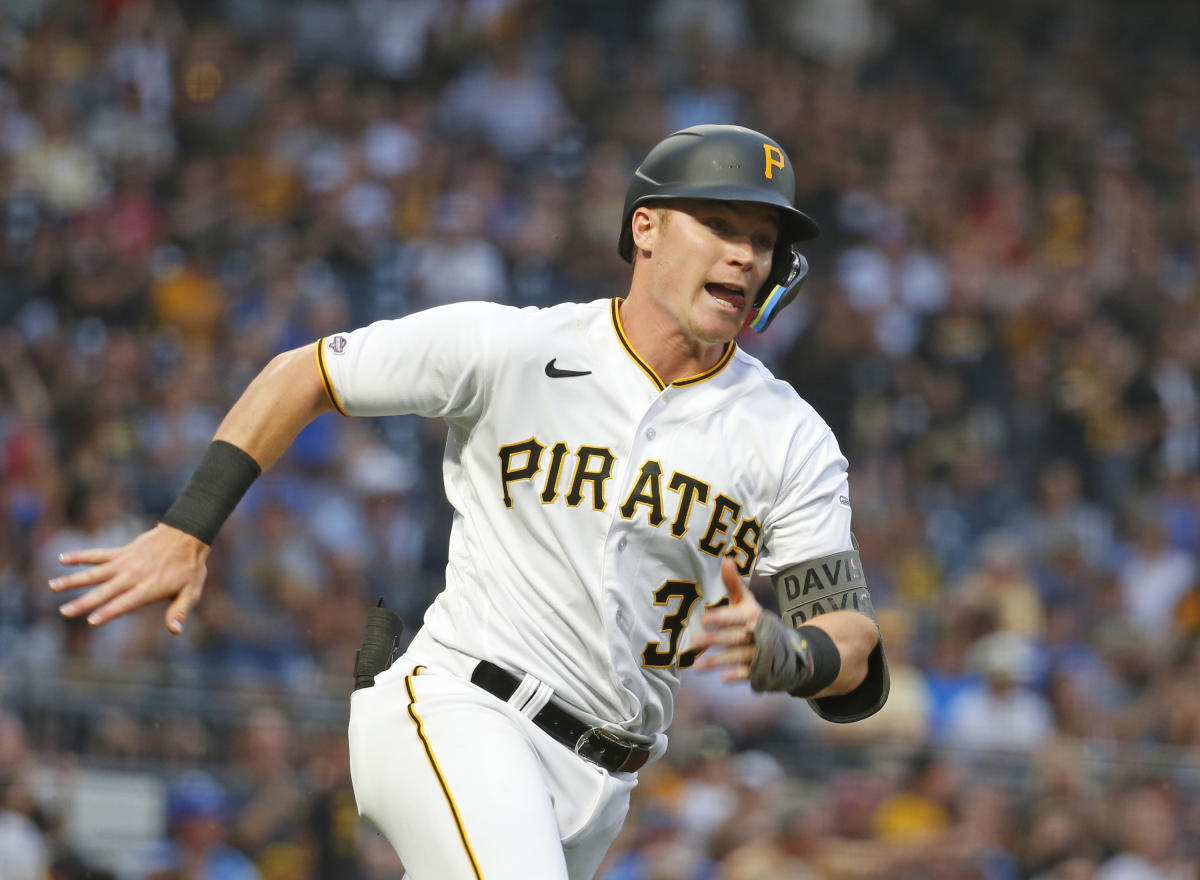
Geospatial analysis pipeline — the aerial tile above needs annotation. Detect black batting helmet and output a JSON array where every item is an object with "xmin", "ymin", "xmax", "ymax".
[{"xmin": 618, "ymin": 124, "xmax": 820, "ymax": 332}]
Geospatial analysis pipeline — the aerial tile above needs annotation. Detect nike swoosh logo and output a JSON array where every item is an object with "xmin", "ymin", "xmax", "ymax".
[{"xmin": 545, "ymin": 359, "xmax": 592, "ymax": 378}]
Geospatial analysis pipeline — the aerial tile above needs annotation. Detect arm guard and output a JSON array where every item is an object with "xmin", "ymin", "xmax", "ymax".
[{"xmin": 770, "ymin": 541, "xmax": 890, "ymax": 723}]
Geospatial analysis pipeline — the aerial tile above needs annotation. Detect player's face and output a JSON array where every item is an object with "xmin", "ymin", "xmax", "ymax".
[{"xmin": 648, "ymin": 200, "xmax": 778, "ymax": 343}]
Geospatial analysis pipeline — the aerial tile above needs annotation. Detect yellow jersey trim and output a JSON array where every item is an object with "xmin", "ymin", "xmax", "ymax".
[
  {"xmin": 609, "ymin": 299, "xmax": 737, "ymax": 389},
  {"xmin": 315, "ymin": 338, "xmax": 349, "ymax": 417},
  {"xmin": 610, "ymin": 299, "xmax": 664, "ymax": 390},
  {"xmin": 405, "ymin": 667, "xmax": 483, "ymax": 879},
  {"xmin": 674, "ymin": 340, "xmax": 736, "ymax": 386}
]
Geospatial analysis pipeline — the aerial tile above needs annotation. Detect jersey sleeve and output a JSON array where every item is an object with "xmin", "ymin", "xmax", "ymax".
[
  {"xmin": 758, "ymin": 421, "xmax": 890, "ymax": 725},
  {"xmin": 755, "ymin": 425, "xmax": 853, "ymax": 575},
  {"xmin": 317, "ymin": 301, "xmax": 512, "ymax": 422}
]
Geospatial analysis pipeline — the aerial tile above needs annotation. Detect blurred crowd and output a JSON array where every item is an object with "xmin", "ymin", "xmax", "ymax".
[{"xmin": 2, "ymin": 0, "xmax": 1200, "ymax": 877}]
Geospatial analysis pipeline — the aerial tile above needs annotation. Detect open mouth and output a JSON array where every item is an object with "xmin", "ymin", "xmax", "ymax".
[{"xmin": 705, "ymin": 282, "xmax": 746, "ymax": 309}]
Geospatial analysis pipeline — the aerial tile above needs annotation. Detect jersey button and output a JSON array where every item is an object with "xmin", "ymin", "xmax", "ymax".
[
  {"xmin": 617, "ymin": 537, "xmax": 628, "ymax": 551},
  {"xmin": 645, "ymin": 427, "xmax": 656, "ymax": 440}
]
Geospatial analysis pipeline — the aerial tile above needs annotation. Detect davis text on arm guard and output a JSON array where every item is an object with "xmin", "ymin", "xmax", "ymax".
[{"xmin": 770, "ymin": 542, "xmax": 890, "ymax": 723}]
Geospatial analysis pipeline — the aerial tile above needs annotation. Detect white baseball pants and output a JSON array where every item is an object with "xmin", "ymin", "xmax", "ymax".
[{"xmin": 348, "ymin": 655, "xmax": 636, "ymax": 879}]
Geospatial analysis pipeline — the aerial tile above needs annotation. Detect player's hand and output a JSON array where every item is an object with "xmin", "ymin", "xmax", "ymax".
[
  {"xmin": 690, "ymin": 555, "xmax": 764, "ymax": 682},
  {"xmin": 48, "ymin": 523, "xmax": 210, "ymax": 634}
]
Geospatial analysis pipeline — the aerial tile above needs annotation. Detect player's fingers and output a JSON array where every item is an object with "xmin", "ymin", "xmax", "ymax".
[
  {"xmin": 84, "ymin": 576, "xmax": 176, "ymax": 627},
  {"xmin": 164, "ymin": 581, "xmax": 205, "ymax": 635},
  {"xmin": 694, "ymin": 624, "xmax": 754, "ymax": 649},
  {"xmin": 57, "ymin": 547, "xmax": 122, "ymax": 567},
  {"xmin": 693, "ymin": 645, "xmax": 755, "ymax": 671},
  {"xmin": 721, "ymin": 555, "xmax": 748, "ymax": 603},
  {"xmin": 48, "ymin": 561, "xmax": 119, "ymax": 593},
  {"xmin": 57, "ymin": 573, "xmax": 135, "ymax": 620},
  {"xmin": 702, "ymin": 604, "xmax": 758, "ymax": 628},
  {"xmin": 718, "ymin": 645, "xmax": 756, "ymax": 666}
]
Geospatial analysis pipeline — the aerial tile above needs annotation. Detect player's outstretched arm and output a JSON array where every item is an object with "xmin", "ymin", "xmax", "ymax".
[
  {"xmin": 691, "ymin": 556, "xmax": 879, "ymax": 698},
  {"xmin": 49, "ymin": 343, "xmax": 334, "ymax": 634}
]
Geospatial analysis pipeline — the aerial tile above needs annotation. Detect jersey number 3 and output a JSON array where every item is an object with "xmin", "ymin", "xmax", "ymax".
[{"xmin": 641, "ymin": 580, "xmax": 729, "ymax": 669}]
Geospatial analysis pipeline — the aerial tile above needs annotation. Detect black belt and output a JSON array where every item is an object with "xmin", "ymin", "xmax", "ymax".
[{"xmin": 470, "ymin": 660, "xmax": 651, "ymax": 774}]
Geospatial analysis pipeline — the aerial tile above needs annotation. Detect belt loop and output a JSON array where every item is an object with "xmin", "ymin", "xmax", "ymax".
[
  {"xmin": 520, "ymin": 678, "xmax": 553, "ymax": 718},
  {"xmin": 509, "ymin": 674, "xmax": 541, "ymax": 712}
]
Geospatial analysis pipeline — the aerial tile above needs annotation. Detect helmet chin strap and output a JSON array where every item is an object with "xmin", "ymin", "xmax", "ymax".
[{"xmin": 748, "ymin": 249, "xmax": 809, "ymax": 333}]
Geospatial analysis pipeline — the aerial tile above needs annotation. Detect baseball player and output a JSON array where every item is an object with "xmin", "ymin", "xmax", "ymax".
[{"xmin": 50, "ymin": 124, "xmax": 888, "ymax": 879}]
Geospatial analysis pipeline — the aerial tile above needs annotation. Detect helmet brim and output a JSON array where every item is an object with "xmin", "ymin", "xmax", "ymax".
[{"xmin": 617, "ymin": 186, "xmax": 820, "ymax": 263}]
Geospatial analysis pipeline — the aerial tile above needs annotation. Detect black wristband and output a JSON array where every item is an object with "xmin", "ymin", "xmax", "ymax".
[
  {"xmin": 788, "ymin": 625, "xmax": 841, "ymax": 698},
  {"xmin": 161, "ymin": 440, "xmax": 262, "ymax": 545}
]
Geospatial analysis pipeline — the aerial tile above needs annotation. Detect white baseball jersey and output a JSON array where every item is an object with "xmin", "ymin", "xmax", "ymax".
[{"xmin": 319, "ymin": 297, "xmax": 853, "ymax": 746}]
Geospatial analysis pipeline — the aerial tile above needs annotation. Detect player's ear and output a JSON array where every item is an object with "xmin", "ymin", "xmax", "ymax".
[{"xmin": 630, "ymin": 205, "xmax": 661, "ymax": 258}]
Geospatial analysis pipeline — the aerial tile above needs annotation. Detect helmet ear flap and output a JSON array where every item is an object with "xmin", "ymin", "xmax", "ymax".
[{"xmin": 749, "ymin": 248, "xmax": 809, "ymax": 333}]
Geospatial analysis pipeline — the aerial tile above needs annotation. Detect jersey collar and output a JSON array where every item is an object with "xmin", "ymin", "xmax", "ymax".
[{"xmin": 608, "ymin": 298, "xmax": 737, "ymax": 392}]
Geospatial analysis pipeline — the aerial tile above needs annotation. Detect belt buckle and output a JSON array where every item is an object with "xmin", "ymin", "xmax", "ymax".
[{"xmin": 575, "ymin": 726, "xmax": 629, "ymax": 759}]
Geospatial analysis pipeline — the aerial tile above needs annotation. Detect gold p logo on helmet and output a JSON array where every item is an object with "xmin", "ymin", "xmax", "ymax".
[{"xmin": 763, "ymin": 144, "xmax": 785, "ymax": 180}]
